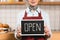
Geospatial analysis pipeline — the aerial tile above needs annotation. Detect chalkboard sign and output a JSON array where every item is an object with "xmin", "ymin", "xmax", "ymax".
[{"xmin": 21, "ymin": 20, "xmax": 44, "ymax": 36}]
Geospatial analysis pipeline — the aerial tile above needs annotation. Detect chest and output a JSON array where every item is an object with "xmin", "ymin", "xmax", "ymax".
[
  {"xmin": 23, "ymin": 11, "xmax": 42, "ymax": 19},
  {"xmin": 27, "ymin": 11, "xmax": 38, "ymax": 17}
]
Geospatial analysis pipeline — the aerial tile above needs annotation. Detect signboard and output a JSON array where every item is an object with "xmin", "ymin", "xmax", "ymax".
[{"xmin": 21, "ymin": 20, "xmax": 44, "ymax": 36}]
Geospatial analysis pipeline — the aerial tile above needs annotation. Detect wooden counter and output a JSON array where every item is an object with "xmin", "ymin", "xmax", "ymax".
[
  {"xmin": 50, "ymin": 31, "xmax": 60, "ymax": 40},
  {"xmin": 0, "ymin": 32, "xmax": 16, "ymax": 40},
  {"xmin": 0, "ymin": 31, "xmax": 60, "ymax": 40}
]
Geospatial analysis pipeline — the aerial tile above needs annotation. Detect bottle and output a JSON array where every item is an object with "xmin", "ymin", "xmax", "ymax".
[
  {"xmin": 43, "ymin": 0, "xmax": 48, "ymax": 2},
  {"xmin": 50, "ymin": 0, "xmax": 60, "ymax": 2},
  {"xmin": 1, "ymin": 0, "xmax": 7, "ymax": 2},
  {"xmin": 15, "ymin": 0, "xmax": 19, "ymax": 2},
  {"xmin": 19, "ymin": 0, "xmax": 22, "ymax": 2},
  {"xmin": 7, "ymin": 0, "xmax": 15, "ymax": 2}
]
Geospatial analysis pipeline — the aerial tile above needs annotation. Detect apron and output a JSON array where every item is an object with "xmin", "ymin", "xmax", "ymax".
[{"xmin": 21, "ymin": 11, "xmax": 46, "ymax": 40}]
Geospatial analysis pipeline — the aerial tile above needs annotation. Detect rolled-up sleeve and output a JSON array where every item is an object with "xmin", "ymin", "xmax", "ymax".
[
  {"xmin": 14, "ymin": 10, "xmax": 25, "ymax": 40},
  {"xmin": 41, "ymin": 11, "xmax": 52, "ymax": 37}
]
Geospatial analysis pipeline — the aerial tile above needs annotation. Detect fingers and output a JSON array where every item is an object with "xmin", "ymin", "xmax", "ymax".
[
  {"xmin": 16, "ymin": 28, "xmax": 21, "ymax": 37},
  {"xmin": 17, "ymin": 26, "xmax": 21, "ymax": 33},
  {"xmin": 45, "ymin": 31, "xmax": 50, "ymax": 36},
  {"xmin": 44, "ymin": 26, "xmax": 50, "ymax": 36},
  {"xmin": 44, "ymin": 27, "xmax": 49, "ymax": 33},
  {"xmin": 17, "ymin": 30, "xmax": 21, "ymax": 38},
  {"xmin": 17, "ymin": 29, "xmax": 21, "ymax": 33}
]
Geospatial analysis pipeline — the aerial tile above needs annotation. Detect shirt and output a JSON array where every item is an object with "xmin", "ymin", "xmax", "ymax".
[{"xmin": 14, "ymin": 7, "xmax": 52, "ymax": 40}]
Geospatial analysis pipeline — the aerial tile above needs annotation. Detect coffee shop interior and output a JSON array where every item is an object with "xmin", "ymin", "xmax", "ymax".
[{"xmin": 0, "ymin": 0, "xmax": 60, "ymax": 40}]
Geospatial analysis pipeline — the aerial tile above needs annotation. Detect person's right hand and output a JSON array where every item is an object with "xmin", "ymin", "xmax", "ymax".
[{"xmin": 16, "ymin": 29, "xmax": 21, "ymax": 38}]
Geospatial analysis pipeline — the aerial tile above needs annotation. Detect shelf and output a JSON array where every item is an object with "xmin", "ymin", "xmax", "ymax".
[
  {"xmin": 0, "ymin": 2, "xmax": 60, "ymax": 5},
  {"xmin": 0, "ymin": 2, "xmax": 24, "ymax": 5},
  {"xmin": 39, "ymin": 2, "xmax": 60, "ymax": 5}
]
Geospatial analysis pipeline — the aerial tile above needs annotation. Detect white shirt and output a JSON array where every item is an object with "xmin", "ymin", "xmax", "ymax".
[{"xmin": 15, "ymin": 7, "xmax": 52, "ymax": 40}]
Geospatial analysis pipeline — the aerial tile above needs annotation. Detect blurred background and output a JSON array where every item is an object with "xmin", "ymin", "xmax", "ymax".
[{"xmin": 0, "ymin": 0, "xmax": 60, "ymax": 40}]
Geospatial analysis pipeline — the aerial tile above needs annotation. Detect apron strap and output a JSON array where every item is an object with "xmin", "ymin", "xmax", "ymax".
[
  {"xmin": 38, "ymin": 11, "xmax": 42, "ymax": 19},
  {"xmin": 23, "ymin": 11, "xmax": 27, "ymax": 19},
  {"xmin": 23, "ymin": 11, "xmax": 42, "ymax": 19}
]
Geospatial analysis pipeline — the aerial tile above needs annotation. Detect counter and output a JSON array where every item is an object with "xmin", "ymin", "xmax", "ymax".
[{"xmin": 0, "ymin": 32, "xmax": 16, "ymax": 40}]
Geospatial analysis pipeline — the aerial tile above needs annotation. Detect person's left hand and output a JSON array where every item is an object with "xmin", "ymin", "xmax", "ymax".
[{"xmin": 44, "ymin": 26, "xmax": 50, "ymax": 37}]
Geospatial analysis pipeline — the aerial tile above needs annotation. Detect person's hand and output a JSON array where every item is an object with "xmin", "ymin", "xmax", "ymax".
[
  {"xmin": 16, "ymin": 29, "xmax": 21, "ymax": 38},
  {"xmin": 44, "ymin": 26, "xmax": 50, "ymax": 37}
]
